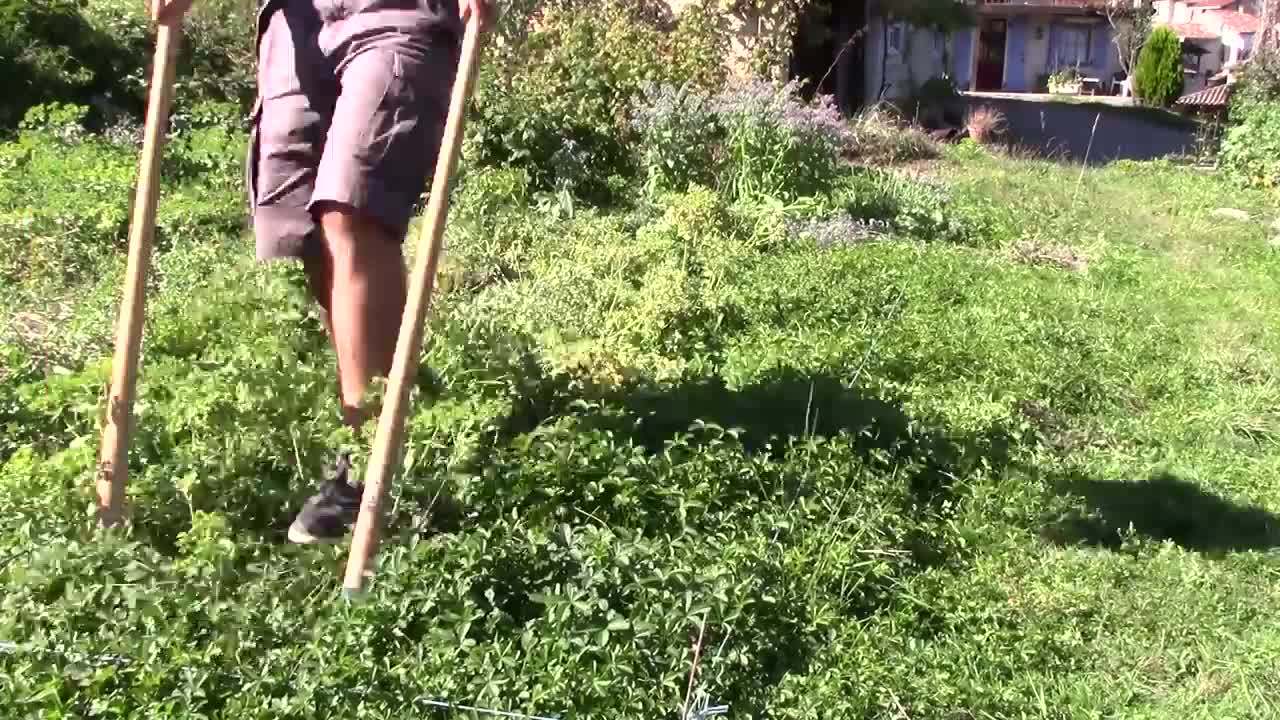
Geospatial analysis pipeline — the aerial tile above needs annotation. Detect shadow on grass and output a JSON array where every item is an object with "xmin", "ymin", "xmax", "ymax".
[
  {"xmin": 585, "ymin": 369, "xmax": 1015, "ymax": 508},
  {"xmin": 1042, "ymin": 471, "xmax": 1280, "ymax": 553}
]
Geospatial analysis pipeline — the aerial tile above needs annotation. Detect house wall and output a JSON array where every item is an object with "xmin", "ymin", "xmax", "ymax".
[
  {"xmin": 1005, "ymin": 17, "xmax": 1030, "ymax": 91},
  {"xmin": 863, "ymin": 17, "xmax": 952, "ymax": 104},
  {"xmin": 1040, "ymin": 18, "xmax": 1120, "ymax": 88},
  {"xmin": 1221, "ymin": 29, "xmax": 1254, "ymax": 62},
  {"xmin": 953, "ymin": 26, "xmax": 976, "ymax": 89},
  {"xmin": 1024, "ymin": 17, "xmax": 1051, "ymax": 90},
  {"xmin": 861, "ymin": 12, "xmax": 1123, "ymax": 97}
]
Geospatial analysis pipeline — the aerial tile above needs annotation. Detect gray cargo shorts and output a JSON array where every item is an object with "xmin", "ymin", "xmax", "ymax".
[{"xmin": 248, "ymin": 0, "xmax": 462, "ymax": 261}]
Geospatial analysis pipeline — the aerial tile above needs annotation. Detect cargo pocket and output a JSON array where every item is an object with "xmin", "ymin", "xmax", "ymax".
[{"xmin": 342, "ymin": 46, "xmax": 407, "ymax": 170}]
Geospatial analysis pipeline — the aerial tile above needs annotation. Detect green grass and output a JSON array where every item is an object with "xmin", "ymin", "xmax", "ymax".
[{"xmin": 5, "ymin": 136, "xmax": 1280, "ymax": 719}]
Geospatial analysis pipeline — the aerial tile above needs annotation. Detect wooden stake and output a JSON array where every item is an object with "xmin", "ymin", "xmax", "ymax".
[
  {"xmin": 96, "ymin": 22, "xmax": 183, "ymax": 528},
  {"xmin": 343, "ymin": 20, "xmax": 485, "ymax": 597}
]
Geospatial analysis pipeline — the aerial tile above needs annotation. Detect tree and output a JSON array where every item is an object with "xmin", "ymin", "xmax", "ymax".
[
  {"xmin": 1134, "ymin": 25, "xmax": 1184, "ymax": 106},
  {"xmin": 1259, "ymin": 0, "xmax": 1280, "ymax": 54},
  {"xmin": 1102, "ymin": 0, "xmax": 1155, "ymax": 79}
]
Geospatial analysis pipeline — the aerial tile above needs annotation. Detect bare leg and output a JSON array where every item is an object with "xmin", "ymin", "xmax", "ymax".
[
  {"xmin": 302, "ymin": 241, "xmax": 346, "ymax": 413},
  {"xmin": 309, "ymin": 203, "xmax": 407, "ymax": 431}
]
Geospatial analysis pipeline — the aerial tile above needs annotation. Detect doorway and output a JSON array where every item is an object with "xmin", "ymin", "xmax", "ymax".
[
  {"xmin": 788, "ymin": 0, "xmax": 867, "ymax": 115},
  {"xmin": 975, "ymin": 18, "xmax": 1007, "ymax": 91}
]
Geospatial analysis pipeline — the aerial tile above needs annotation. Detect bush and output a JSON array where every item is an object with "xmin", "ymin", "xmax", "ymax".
[
  {"xmin": 846, "ymin": 106, "xmax": 941, "ymax": 164},
  {"xmin": 631, "ymin": 83, "xmax": 724, "ymax": 197},
  {"xmin": 0, "ymin": 0, "xmax": 150, "ymax": 130},
  {"xmin": 472, "ymin": 187, "xmax": 767, "ymax": 388},
  {"xmin": 632, "ymin": 79, "xmax": 855, "ymax": 203},
  {"xmin": 465, "ymin": 0, "xmax": 729, "ymax": 206},
  {"xmin": 1220, "ymin": 98, "xmax": 1280, "ymax": 190},
  {"xmin": 1134, "ymin": 26, "xmax": 1184, "ymax": 107},
  {"xmin": 965, "ymin": 105, "xmax": 1007, "ymax": 145},
  {"xmin": 1220, "ymin": 47, "xmax": 1280, "ymax": 190},
  {"xmin": 0, "ymin": 0, "xmax": 257, "ymax": 133},
  {"xmin": 713, "ymin": 80, "xmax": 853, "ymax": 202}
]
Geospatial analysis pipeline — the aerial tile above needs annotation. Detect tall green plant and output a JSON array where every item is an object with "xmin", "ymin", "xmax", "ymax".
[
  {"xmin": 467, "ymin": 0, "xmax": 729, "ymax": 205},
  {"xmin": 1220, "ymin": 47, "xmax": 1280, "ymax": 190},
  {"xmin": 1134, "ymin": 26, "xmax": 1183, "ymax": 106}
]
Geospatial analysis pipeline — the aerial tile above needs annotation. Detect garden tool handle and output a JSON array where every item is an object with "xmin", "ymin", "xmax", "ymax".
[
  {"xmin": 343, "ymin": 17, "xmax": 486, "ymax": 597},
  {"xmin": 97, "ymin": 21, "xmax": 183, "ymax": 528}
]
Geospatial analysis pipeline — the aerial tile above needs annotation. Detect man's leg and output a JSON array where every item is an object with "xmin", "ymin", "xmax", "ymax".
[
  {"xmin": 285, "ymin": 22, "xmax": 458, "ymax": 545},
  {"xmin": 314, "ymin": 205, "xmax": 408, "ymax": 430},
  {"xmin": 250, "ymin": 2, "xmax": 376, "ymax": 544}
]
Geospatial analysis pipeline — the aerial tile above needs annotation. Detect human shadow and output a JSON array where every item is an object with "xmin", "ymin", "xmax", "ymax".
[
  {"xmin": 553, "ymin": 367, "xmax": 1016, "ymax": 518},
  {"xmin": 1041, "ymin": 471, "xmax": 1280, "ymax": 554},
  {"xmin": 402, "ymin": 361, "xmax": 1019, "ymax": 706}
]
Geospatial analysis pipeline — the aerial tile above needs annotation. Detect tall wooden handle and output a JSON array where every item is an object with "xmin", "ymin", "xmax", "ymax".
[
  {"xmin": 96, "ymin": 23, "xmax": 183, "ymax": 528},
  {"xmin": 343, "ymin": 20, "xmax": 485, "ymax": 596}
]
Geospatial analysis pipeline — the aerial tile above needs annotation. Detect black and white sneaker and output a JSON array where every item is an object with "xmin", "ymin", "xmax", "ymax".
[{"xmin": 287, "ymin": 453, "xmax": 364, "ymax": 544}]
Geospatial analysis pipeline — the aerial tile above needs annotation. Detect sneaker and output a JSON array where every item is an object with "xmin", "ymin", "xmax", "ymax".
[{"xmin": 287, "ymin": 453, "xmax": 364, "ymax": 544}]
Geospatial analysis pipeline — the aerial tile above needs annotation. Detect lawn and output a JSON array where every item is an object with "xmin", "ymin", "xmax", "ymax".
[{"xmin": 4, "ymin": 127, "xmax": 1280, "ymax": 719}]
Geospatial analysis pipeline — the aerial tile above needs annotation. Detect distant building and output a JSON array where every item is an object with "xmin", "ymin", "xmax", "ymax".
[{"xmin": 1153, "ymin": 0, "xmax": 1260, "ymax": 90}]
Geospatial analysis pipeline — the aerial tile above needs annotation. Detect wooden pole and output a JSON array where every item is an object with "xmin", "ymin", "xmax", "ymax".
[
  {"xmin": 342, "ymin": 20, "xmax": 485, "ymax": 597},
  {"xmin": 96, "ymin": 21, "xmax": 183, "ymax": 528}
]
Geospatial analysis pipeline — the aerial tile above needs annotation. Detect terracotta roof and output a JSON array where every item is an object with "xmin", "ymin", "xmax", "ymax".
[
  {"xmin": 1216, "ymin": 10, "xmax": 1260, "ymax": 32},
  {"xmin": 1167, "ymin": 21, "xmax": 1219, "ymax": 39},
  {"xmin": 1175, "ymin": 82, "xmax": 1233, "ymax": 107}
]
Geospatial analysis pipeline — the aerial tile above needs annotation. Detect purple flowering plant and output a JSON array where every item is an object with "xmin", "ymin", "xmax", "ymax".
[{"xmin": 631, "ymin": 78, "xmax": 855, "ymax": 202}]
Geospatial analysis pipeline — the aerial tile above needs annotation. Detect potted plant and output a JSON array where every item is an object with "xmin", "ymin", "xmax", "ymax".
[{"xmin": 1048, "ymin": 67, "xmax": 1083, "ymax": 95}]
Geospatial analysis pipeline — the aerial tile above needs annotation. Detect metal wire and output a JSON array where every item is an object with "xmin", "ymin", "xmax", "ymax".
[{"xmin": 418, "ymin": 698, "xmax": 562, "ymax": 720}]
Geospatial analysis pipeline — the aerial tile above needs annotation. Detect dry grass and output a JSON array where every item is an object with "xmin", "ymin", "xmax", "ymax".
[
  {"xmin": 965, "ymin": 105, "xmax": 1008, "ymax": 145},
  {"xmin": 847, "ymin": 104, "xmax": 942, "ymax": 165},
  {"xmin": 1007, "ymin": 238, "xmax": 1089, "ymax": 272}
]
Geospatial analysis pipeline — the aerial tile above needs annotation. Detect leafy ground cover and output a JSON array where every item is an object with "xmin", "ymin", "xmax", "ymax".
[
  {"xmin": 4, "ymin": 6, "xmax": 1280, "ymax": 714},
  {"xmin": 5, "ymin": 124, "xmax": 1280, "ymax": 717}
]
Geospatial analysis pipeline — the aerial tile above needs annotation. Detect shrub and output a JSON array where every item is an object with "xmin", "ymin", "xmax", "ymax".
[
  {"xmin": 0, "ymin": 0, "xmax": 256, "ymax": 132},
  {"xmin": 713, "ymin": 80, "xmax": 854, "ymax": 202},
  {"xmin": 1220, "ymin": 47, "xmax": 1280, "ymax": 190},
  {"xmin": 1220, "ymin": 98, "xmax": 1280, "ymax": 190},
  {"xmin": 965, "ymin": 105, "xmax": 1007, "ymax": 144},
  {"xmin": 631, "ymin": 83, "xmax": 724, "ymax": 197},
  {"xmin": 0, "ymin": 0, "xmax": 149, "ymax": 130},
  {"xmin": 1134, "ymin": 26, "xmax": 1184, "ymax": 107},
  {"xmin": 632, "ymin": 79, "xmax": 855, "ymax": 203},
  {"xmin": 472, "ymin": 187, "xmax": 770, "ymax": 388},
  {"xmin": 846, "ymin": 106, "xmax": 941, "ymax": 165},
  {"xmin": 466, "ymin": 0, "xmax": 729, "ymax": 206}
]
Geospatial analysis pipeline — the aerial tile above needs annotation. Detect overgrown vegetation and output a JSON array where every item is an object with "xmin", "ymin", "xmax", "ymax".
[
  {"xmin": 1222, "ymin": 46, "xmax": 1280, "ymax": 191},
  {"xmin": 4, "ymin": 1, "xmax": 1280, "ymax": 719},
  {"xmin": 0, "ymin": 0, "xmax": 256, "ymax": 132}
]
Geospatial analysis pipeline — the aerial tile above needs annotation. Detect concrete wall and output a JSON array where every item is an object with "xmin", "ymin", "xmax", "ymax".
[
  {"xmin": 961, "ymin": 95, "xmax": 1200, "ymax": 163},
  {"xmin": 864, "ymin": 17, "xmax": 955, "ymax": 104},
  {"xmin": 1024, "ymin": 17, "xmax": 1051, "ymax": 90}
]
